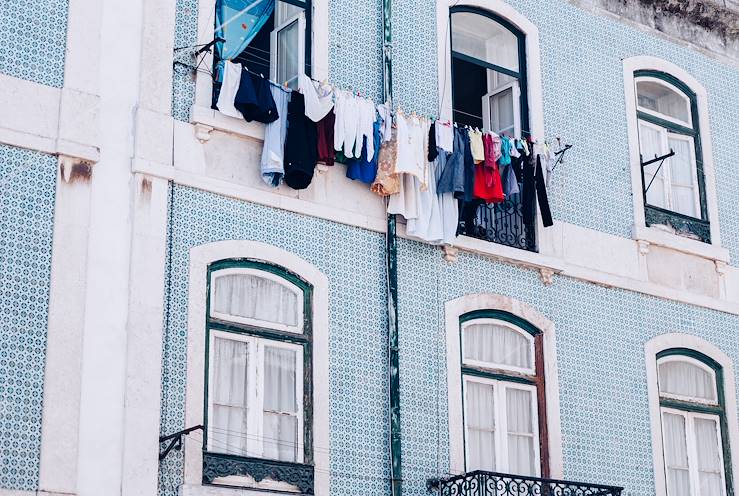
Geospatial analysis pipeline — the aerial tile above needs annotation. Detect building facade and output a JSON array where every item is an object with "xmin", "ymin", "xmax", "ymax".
[{"xmin": 2, "ymin": 1, "xmax": 739, "ymax": 496}]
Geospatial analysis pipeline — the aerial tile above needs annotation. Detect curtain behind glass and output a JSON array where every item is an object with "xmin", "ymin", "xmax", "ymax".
[
  {"xmin": 214, "ymin": 0, "xmax": 276, "ymax": 82},
  {"xmin": 211, "ymin": 337, "xmax": 250, "ymax": 456},
  {"xmin": 465, "ymin": 381, "xmax": 496, "ymax": 471},
  {"xmin": 659, "ymin": 360, "xmax": 716, "ymax": 402},
  {"xmin": 667, "ymin": 137, "xmax": 696, "ymax": 218},
  {"xmin": 213, "ymin": 273, "xmax": 300, "ymax": 329},
  {"xmin": 506, "ymin": 388, "xmax": 536, "ymax": 476},
  {"xmin": 664, "ymin": 412, "xmax": 691, "ymax": 496},
  {"xmin": 639, "ymin": 122, "xmax": 666, "ymax": 208},
  {"xmin": 263, "ymin": 346, "xmax": 298, "ymax": 461},
  {"xmin": 695, "ymin": 417, "xmax": 724, "ymax": 496},
  {"xmin": 463, "ymin": 322, "xmax": 531, "ymax": 370}
]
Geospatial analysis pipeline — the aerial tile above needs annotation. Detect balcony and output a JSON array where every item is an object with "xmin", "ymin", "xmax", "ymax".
[
  {"xmin": 430, "ymin": 471, "xmax": 623, "ymax": 496},
  {"xmin": 460, "ymin": 196, "xmax": 537, "ymax": 253}
]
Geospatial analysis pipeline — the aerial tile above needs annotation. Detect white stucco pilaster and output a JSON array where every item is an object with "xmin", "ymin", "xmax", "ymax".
[
  {"xmin": 38, "ymin": 157, "xmax": 93, "ymax": 495},
  {"xmin": 119, "ymin": 0, "xmax": 178, "ymax": 493},
  {"xmin": 74, "ymin": 0, "xmax": 144, "ymax": 493}
]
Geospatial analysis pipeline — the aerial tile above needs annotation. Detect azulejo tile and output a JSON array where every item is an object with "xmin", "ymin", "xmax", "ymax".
[{"xmin": 0, "ymin": 144, "xmax": 57, "ymax": 491}]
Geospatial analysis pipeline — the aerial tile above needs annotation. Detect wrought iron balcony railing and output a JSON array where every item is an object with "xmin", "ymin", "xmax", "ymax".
[
  {"xmin": 430, "ymin": 470, "xmax": 623, "ymax": 496},
  {"xmin": 460, "ymin": 195, "xmax": 537, "ymax": 253}
]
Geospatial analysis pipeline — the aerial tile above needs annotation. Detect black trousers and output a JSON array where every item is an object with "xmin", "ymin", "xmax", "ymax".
[{"xmin": 522, "ymin": 154, "xmax": 553, "ymax": 227}]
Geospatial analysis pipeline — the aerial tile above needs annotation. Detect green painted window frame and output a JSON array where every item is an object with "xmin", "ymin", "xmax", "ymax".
[
  {"xmin": 202, "ymin": 258, "xmax": 314, "ymax": 487},
  {"xmin": 635, "ymin": 70, "xmax": 710, "ymax": 243},
  {"xmin": 449, "ymin": 6, "xmax": 530, "ymax": 136},
  {"xmin": 657, "ymin": 348, "xmax": 734, "ymax": 496},
  {"xmin": 458, "ymin": 310, "xmax": 550, "ymax": 477}
]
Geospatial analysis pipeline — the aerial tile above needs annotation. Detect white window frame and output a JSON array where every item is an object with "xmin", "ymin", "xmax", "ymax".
[
  {"xmin": 461, "ymin": 318, "xmax": 535, "ymax": 375},
  {"xmin": 207, "ymin": 329, "xmax": 305, "ymax": 463},
  {"xmin": 660, "ymin": 408, "xmax": 727, "ymax": 496},
  {"xmin": 623, "ymin": 56, "xmax": 725, "ymax": 258},
  {"xmin": 462, "ymin": 375, "xmax": 541, "ymax": 475},
  {"xmin": 210, "ymin": 267, "xmax": 304, "ymax": 334},
  {"xmin": 645, "ymin": 334, "xmax": 739, "ymax": 496},
  {"xmin": 269, "ymin": 7, "xmax": 307, "ymax": 88},
  {"xmin": 183, "ymin": 240, "xmax": 330, "ymax": 496},
  {"xmin": 657, "ymin": 355, "xmax": 719, "ymax": 405},
  {"xmin": 636, "ymin": 76, "xmax": 693, "ymax": 128},
  {"xmin": 638, "ymin": 119, "xmax": 701, "ymax": 218},
  {"xmin": 482, "ymin": 80, "xmax": 521, "ymax": 136}
]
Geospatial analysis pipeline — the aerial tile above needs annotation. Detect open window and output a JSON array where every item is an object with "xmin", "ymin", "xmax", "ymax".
[
  {"xmin": 634, "ymin": 70, "xmax": 710, "ymax": 243},
  {"xmin": 450, "ymin": 7, "xmax": 527, "ymax": 136},
  {"xmin": 214, "ymin": 0, "xmax": 311, "ymax": 96}
]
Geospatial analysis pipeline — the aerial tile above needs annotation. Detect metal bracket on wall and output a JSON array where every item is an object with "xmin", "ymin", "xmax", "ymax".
[
  {"xmin": 641, "ymin": 149, "xmax": 675, "ymax": 195},
  {"xmin": 158, "ymin": 425, "xmax": 204, "ymax": 461}
]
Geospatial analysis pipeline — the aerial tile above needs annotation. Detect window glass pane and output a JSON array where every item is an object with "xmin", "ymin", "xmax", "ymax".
[
  {"xmin": 211, "ymin": 337, "xmax": 250, "ymax": 456},
  {"xmin": 263, "ymin": 346, "xmax": 299, "ymax": 462},
  {"xmin": 658, "ymin": 359, "xmax": 717, "ymax": 402},
  {"xmin": 664, "ymin": 412, "xmax": 691, "ymax": 496},
  {"xmin": 212, "ymin": 272, "xmax": 301, "ymax": 329},
  {"xmin": 263, "ymin": 413, "xmax": 298, "ymax": 462},
  {"xmin": 506, "ymin": 388, "xmax": 536, "ymax": 476},
  {"xmin": 695, "ymin": 417, "xmax": 724, "ymax": 496},
  {"xmin": 463, "ymin": 321, "xmax": 532, "ymax": 370},
  {"xmin": 465, "ymin": 381, "xmax": 496, "ymax": 471},
  {"xmin": 667, "ymin": 136, "xmax": 697, "ymax": 218},
  {"xmin": 276, "ymin": 0, "xmax": 302, "ymax": 24},
  {"xmin": 277, "ymin": 19, "xmax": 299, "ymax": 87},
  {"xmin": 637, "ymin": 79, "xmax": 691, "ymax": 125},
  {"xmin": 491, "ymin": 87, "xmax": 514, "ymax": 135},
  {"xmin": 264, "ymin": 346, "xmax": 297, "ymax": 413},
  {"xmin": 451, "ymin": 12, "xmax": 519, "ymax": 72},
  {"xmin": 639, "ymin": 122, "xmax": 666, "ymax": 209}
]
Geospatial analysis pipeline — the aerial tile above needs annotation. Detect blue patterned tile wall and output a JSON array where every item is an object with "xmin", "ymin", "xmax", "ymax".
[
  {"xmin": 172, "ymin": 0, "xmax": 739, "ymax": 260},
  {"xmin": 0, "ymin": 0, "xmax": 69, "ymax": 87},
  {"xmin": 390, "ymin": 0, "xmax": 739, "ymax": 257},
  {"xmin": 157, "ymin": 185, "xmax": 391, "ymax": 496},
  {"xmin": 395, "ymin": 236, "xmax": 739, "ymax": 496},
  {"xmin": 160, "ymin": 186, "xmax": 739, "ymax": 496},
  {"xmin": 0, "ymin": 145, "xmax": 57, "ymax": 490}
]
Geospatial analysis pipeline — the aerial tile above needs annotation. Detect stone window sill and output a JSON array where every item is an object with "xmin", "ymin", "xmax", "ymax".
[
  {"xmin": 190, "ymin": 105, "xmax": 265, "ymax": 143},
  {"xmin": 633, "ymin": 225, "xmax": 729, "ymax": 263}
]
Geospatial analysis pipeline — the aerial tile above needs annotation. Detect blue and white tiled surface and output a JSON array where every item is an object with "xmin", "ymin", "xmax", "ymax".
[
  {"xmin": 172, "ymin": 0, "xmax": 739, "ymax": 259},
  {"xmin": 160, "ymin": 0, "xmax": 739, "ymax": 495},
  {"xmin": 396, "ymin": 237, "xmax": 739, "ymax": 496},
  {"xmin": 0, "ymin": 145, "xmax": 57, "ymax": 491},
  {"xmin": 158, "ymin": 185, "xmax": 739, "ymax": 496},
  {"xmin": 0, "ymin": 0, "xmax": 69, "ymax": 87},
  {"xmin": 158, "ymin": 185, "xmax": 391, "ymax": 496}
]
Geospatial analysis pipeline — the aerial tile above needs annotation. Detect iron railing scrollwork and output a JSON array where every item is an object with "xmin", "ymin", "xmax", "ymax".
[
  {"xmin": 461, "ymin": 194, "xmax": 537, "ymax": 252},
  {"xmin": 430, "ymin": 470, "xmax": 623, "ymax": 496}
]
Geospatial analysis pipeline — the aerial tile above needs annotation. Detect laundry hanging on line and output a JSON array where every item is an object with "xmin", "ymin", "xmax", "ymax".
[{"xmin": 214, "ymin": 60, "xmax": 565, "ymax": 243}]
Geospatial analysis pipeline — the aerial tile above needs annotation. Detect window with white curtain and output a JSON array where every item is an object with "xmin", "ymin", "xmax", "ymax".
[
  {"xmin": 206, "ymin": 261, "xmax": 311, "ymax": 466},
  {"xmin": 460, "ymin": 314, "xmax": 544, "ymax": 476},
  {"xmin": 633, "ymin": 71, "xmax": 710, "ymax": 242},
  {"xmin": 657, "ymin": 352, "xmax": 730, "ymax": 496}
]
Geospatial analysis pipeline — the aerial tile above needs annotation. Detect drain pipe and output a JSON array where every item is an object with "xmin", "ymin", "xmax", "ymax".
[{"xmin": 382, "ymin": 0, "xmax": 402, "ymax": 494}]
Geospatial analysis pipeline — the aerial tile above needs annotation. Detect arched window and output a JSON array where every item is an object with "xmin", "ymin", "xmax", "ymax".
[
  {"xmin": 450, "ymin": 7, "xmax": 528, "ymax": 135},
  {"xmin": 634, "ymin": 70, "xmax": 709, "ymax": 242},
  {"xmin": 459, "ymin": 310, "xmax": 547, "ymax": 476},
  {"xmin": 657, "ymin": 350, "xmax": 732, "ymax": 496},
  {"xmin": 204, "ymin": 258, "xmax": 314, "ymax": 490}
]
